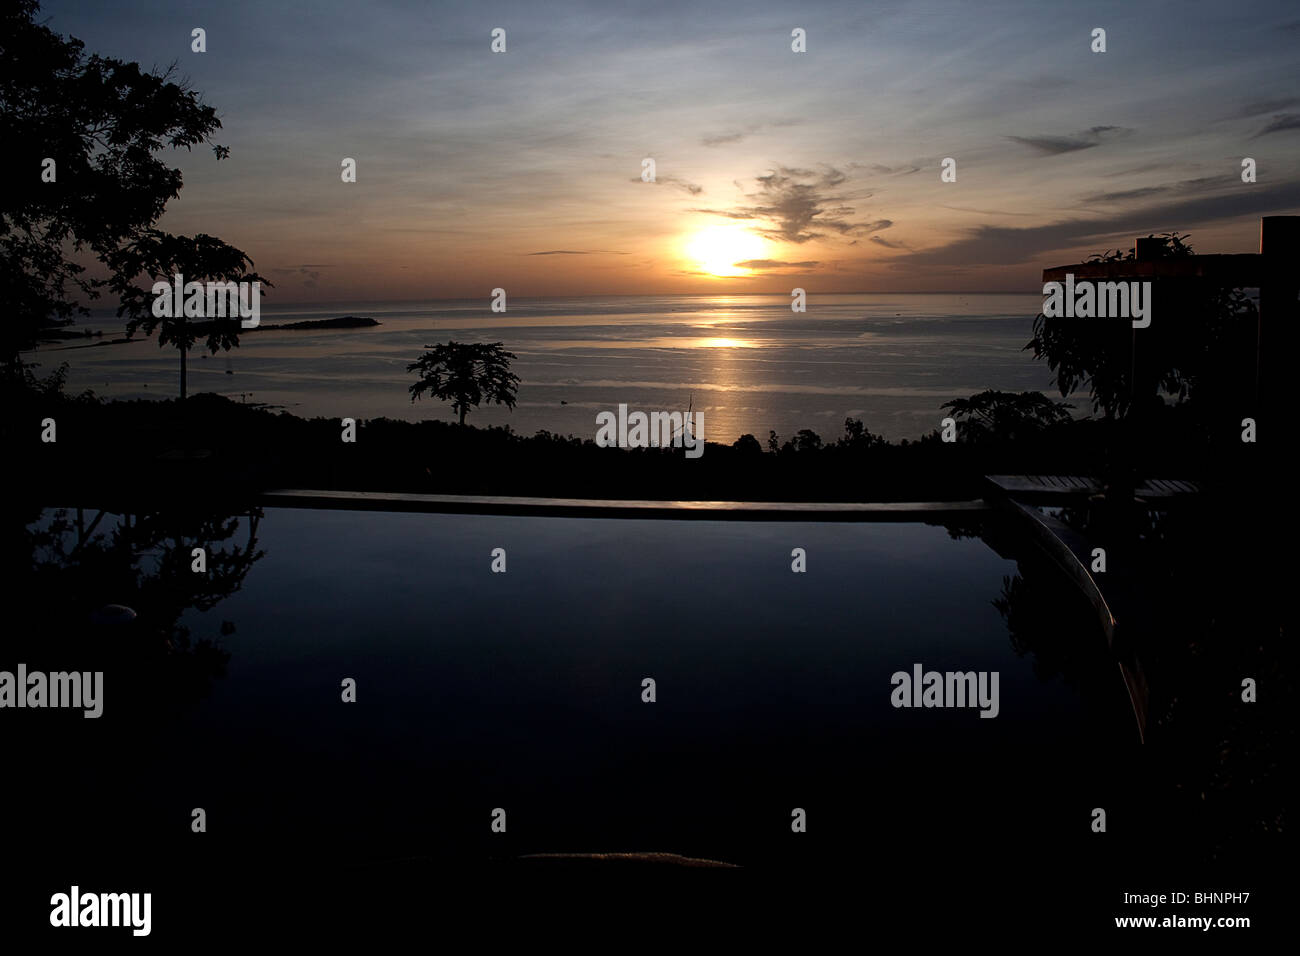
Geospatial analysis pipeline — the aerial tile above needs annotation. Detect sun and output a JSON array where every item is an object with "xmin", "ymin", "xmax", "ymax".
[{"xmin": 683, "ymin": 224, "xmax": 768, "ymax": 277}]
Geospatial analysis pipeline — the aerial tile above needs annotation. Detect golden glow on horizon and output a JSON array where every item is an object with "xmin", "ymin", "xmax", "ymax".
[{"xmin": 683, "ymin": 224, "xmax": 768, "ymax": 277}]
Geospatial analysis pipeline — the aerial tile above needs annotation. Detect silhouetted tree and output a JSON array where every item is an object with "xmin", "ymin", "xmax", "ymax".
[
  {"xmin": 108, "ymin": 232, "xmax": 269, "ymax": 399},
  {"xmin": 407, "ymin": 341, "xmax": 520, "ymax": 425},
  {"xmin": 940, "ymin": 390, "xmax": 1073, "ymax": 444},
  {"xmin": 1025, "ymin": 232, "xmax": 1257, "ymax": 420},
  {"xmin": 791, "ymin": 429, "xmax": 822, "ymax": 452},
  {"xmin": 838, "ymin": 417, "xmax": 887, "ymax": 450},
  {"xmin": 0, "ymin": 0, "xmax": 266, "ymax": 392}
]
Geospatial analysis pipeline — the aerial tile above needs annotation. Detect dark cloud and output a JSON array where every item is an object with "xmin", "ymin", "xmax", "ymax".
[
  {"xmin": 270, "ymin": 264, "xmax": 327, "ymax": 287},
  {"xmin": 1080, "ymin": 186, "xmax": 1170, "ymax": 203},
  {"xmin": 1254, "ymin": 113, "xmax": 1300, "ymax": 136},
  {"xmin": 904, "ymin": 179, "xmax": 1300, "ymax": 267},
  {"xmin": 1082, "ymin": 176, "xmax": 1226, "ymax": 204},
  {"xmin": 733, "ymin": 259, "xmax": 819, "ymax": 269},
  {"xmin": 693, "ymin": 166, "xmax": 883, "ymax": 244},
  {"xmin": 688, "ymin": 208, "xmax": 753, "ymax": 219},
  {"xmin": 526, "ymin": 249, "xmax": 630, "ymax": 256},
  {"xmin": 869, "ymin": 236, "xmax": 906, "ymax": 250},
  {"xmin": 673, "ymin": 270, "xmax": 759, "ymax": 279},
  {"xmin": 860, "ymin": 163, "xmax": 922, "ymax": 176},
  {"xmin": 938, "ymin": 204, "xmax": 1036, "ymax": 217},
  {"xmin": 702, "ymin": 118, "xmax": 803, "ymax": 148},
  {"xmin": 703, "ymin": 130, "xmax": 750, "ymax": 147},
  {"xmin": 633, "ymin": 174, "xmax": 703, "ymax": 195},
  {"xmin": 1233, "ymin": 97, "xmax": 1300, "ymax": 119},
  {"xmin": 1101, "ymin": 162, "xmax": 1175, "ymax": 178},
  {"xmin": 1006, "ymin": 125, "xmax": 1131, "ymax": 155}
]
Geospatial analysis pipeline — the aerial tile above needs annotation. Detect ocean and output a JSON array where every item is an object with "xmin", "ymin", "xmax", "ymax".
[{"xmin": 39, "ymin": 293, "xmax": 1053, "ymax": 443}]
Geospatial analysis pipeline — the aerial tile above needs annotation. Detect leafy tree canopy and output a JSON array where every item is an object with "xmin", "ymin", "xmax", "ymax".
[
  {"xmin": 407, "ymin": 341, "xmax": 521, "ymax": 425},
  {"xmin": 1026, "ymin": 233, "xmax": 1257, "ymax": 418},
  {"xmin": 1, "ymin": 0, "xmax": 263, "ymax": 374},
  {"xmin": 940, "ymin": 389, "xmax": 1074, "ymax": 443}
]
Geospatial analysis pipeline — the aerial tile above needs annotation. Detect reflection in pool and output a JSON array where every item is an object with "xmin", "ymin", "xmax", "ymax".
[{"xmin": 9, "ymin": 505, "xmax": 1139, "ymax": 918}]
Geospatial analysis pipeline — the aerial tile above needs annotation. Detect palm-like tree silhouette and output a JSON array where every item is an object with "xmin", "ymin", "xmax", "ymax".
[
  {"xmin": 109, "ymin": 231, "xmax": 271, "ymax": 400},
  {"xmin": 407, "ymin": 341, "xmax": 520, "ymax": 425}
]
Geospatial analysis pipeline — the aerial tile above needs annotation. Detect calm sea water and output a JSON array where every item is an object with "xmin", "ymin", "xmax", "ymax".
[{"xmin": 42, "ymin": 293, "xmax": 1050, "ymax": 442}]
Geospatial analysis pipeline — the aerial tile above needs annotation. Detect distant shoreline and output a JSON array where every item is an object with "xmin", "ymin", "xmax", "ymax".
[{"xmin": 34, "ymin": 315, "xmax": 380, "ymax": 350}]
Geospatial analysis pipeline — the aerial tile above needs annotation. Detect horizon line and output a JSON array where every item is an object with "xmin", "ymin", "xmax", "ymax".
[{"xmin": 76, "ymin": 290, "xmax": 1041, "ymax": 314}]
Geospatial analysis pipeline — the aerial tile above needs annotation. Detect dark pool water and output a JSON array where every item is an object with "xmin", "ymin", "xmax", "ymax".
[
  {"xmin": 8, "ymin": 505, "xmax": 1144, "ymax": 930},
  {"xmin": 169, "ymin": 511, "xmax": 1123, "ymax": 850}
]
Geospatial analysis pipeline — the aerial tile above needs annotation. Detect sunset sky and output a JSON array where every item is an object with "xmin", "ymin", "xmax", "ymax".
[{"xmin": 44, "ymin": 0, "xmax": 1300, "ymax": 302}]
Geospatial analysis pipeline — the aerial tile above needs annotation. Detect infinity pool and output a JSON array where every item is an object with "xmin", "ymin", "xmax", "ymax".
[{"xmin": 10, "ymin": 506, "xmax": 1135, "ymax": 903}]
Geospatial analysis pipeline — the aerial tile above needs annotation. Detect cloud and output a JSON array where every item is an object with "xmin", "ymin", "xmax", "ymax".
[
  {"xmin": 702, "ymin": 119, "xmax": 804, "ymax": 147},
  {"xmin": 703, "ymin": 130, "xmax": 749, "ymax": 147},
  {"xmin": 903, "ymin": 179, "xmax": 1300, "ymax": 267},
  {"xmin": 1006, "ymin": 125, "xmax": 1131, "ymax": 155},
  {"xmin": 634, "ymin": 174, "xmax": 703, "ymax": 195},
  {"xmin": 689, "ymin": 207, "xmax": 753, "ymax": 219},
  {"xmin": 938, "ymin": 204, "xmax": 1036, "ymax": 218},
  {"xmin": 703, "ymin": 126, "xmax": 759, "ymax": 147},
  {"xmin": 270, "ymin": 264, "xmax": 328, "ymax": 288},
  {"xmin": 1232, "ymin": 97, "xmax": 1300, "ymax": 119},
  {"xmin": 673, "ymin": 269, "xmax": 759, "ymax": 279},
  {"xmin": 1079, "ymin": 186, "xmax": 1169, "ymax": 203},
  {"xmin": 1082, "ymin": 176, "xmax": 1226, "ymax": 204},
  {"xmin": 1101, "ymin": 161, "xmax": 1175, "ymax": 178},
  {"xmin": 733, "ymin": 259, "xmax": 820, "ymax": 269},
  {"xmin": 1254, "ymin": 113, "xmax": 1300, "ymax": 137},
  {"xmin": 854, "ymin": 162, "xmax": 923, "ymax": 176},
  {"xmin": 692, "ymin": 166, "xmax": 884, "ymax": 243},
  {"xmin": 869, "ymin": 236, "xmax": 907, "ymax": 250},
  {"xmin": 526, "ymin": 249, "xmax": 631, "ymax": 256}
]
